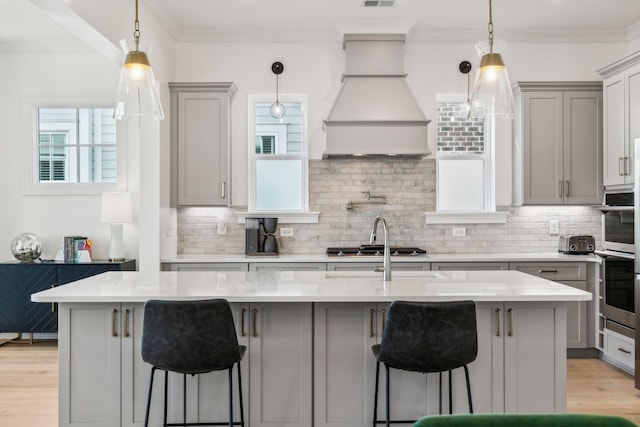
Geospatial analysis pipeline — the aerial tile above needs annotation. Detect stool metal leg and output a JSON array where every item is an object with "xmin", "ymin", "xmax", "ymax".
[
  {"xmin": 237, "ymin": 362, "xmax": 245, "ymax": 427},
  {"xmin": 144, "ymin": 366, "xmax": 157, "ymax": 427},
  {"xmin": 463, "ymin": 365, "xmax": 473, "ymax": 414},
  {"xmin": 228, "ymin": 367, "xmax": 234, "ymax": 427},
  {"xmin": 183, "ymin": 373, "xmax": 187, "ymax": 426},
  {"xmin": 373, "ymin": 361, "xmax": 380, "ymax": 427},
  {"xmin": 164, "ymin": 370, "xmax": 169, "ymax": 427},
  {"xmin": 448, "ymin": 370, "xmax": 453, "ymax": 415},
  {"xmin": 385, "ymin": 364, "xmax": 390, "ymax": 427}
]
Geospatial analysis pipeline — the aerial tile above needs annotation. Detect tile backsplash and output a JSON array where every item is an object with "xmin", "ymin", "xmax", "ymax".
[{"xmin": 177, "ymin": 159, "xmax": 602, "ymax": 255}]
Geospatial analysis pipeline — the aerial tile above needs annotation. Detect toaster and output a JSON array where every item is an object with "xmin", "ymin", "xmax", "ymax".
[{"xmin": 558, "ymin": 235, "xmax": 595, "ymax": 255}]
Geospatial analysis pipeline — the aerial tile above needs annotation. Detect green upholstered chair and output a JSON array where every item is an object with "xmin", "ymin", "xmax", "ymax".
[{"xmin": 412, "ymin": 414, "xmax": 638, "ymax": 427}]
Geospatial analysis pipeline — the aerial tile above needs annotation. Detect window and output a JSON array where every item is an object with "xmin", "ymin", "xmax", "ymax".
[
  {"xmin": 37, "ymin": 107, "xmax": 117, "ymax": 183},
  {"xmin": 26, "ymin": 102, "xmax": 126, "ymax": 195},
  {"xmin": 435, "ymin": 94, "xmax": 495, "ymax": 212},
  {"xmin": 248, "ymin": 94, "xmax": 308, "ymax": 212}
]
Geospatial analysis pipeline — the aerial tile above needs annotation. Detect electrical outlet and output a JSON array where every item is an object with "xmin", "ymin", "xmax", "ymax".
[
  {"xmin": 549, "ymin": 220, "xmax": 559, "ymax": 235},
  {"xmin": 217, "ymin": 220, "xmax": 227, "ymax": 235},
  {"xmin": 452, "ymin": 227, "xmax": 466, "ymax": 237},
  {"xmin": 280, "ymin": 227, "xmax": 294, "ymax": 237}
]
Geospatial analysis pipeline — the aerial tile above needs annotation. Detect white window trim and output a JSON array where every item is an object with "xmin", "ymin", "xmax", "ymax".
[
  {"xmin": 247, "ymin": 93, "xmax": 309, "ymax": 214},
  {"xmin": 23, "ymin": 98, "xmax": 127, "ymax": 196}
]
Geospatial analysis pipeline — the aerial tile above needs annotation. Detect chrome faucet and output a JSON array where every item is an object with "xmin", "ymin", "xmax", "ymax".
[{"xmin": 370, "ymin": 216, "xmax": 391, "ymax": 281}]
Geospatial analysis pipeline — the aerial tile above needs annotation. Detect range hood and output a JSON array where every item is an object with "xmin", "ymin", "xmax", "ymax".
[{"xmin": 323, "ymin": 34, "xmax": 431, "ymax": 158}]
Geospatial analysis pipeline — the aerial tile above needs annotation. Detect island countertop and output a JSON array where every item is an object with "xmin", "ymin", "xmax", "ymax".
[{"xmin": 31, "ymin": 269, "xmax": 592, "ymax": 303}]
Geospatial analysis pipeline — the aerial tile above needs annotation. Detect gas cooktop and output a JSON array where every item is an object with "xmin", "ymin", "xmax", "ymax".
[{"xmin": 326, "ymin": 245, "xmax": 427, "ymax": 257}]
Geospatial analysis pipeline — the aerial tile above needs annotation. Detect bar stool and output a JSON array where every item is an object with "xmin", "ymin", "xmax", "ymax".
[
  {"xmin": 141, "ymin": 299, "xmax": 246, "ymax": 427},
  {"xmin": 372, "ymin": 300, "xmax": 478, "ymax": 427}
]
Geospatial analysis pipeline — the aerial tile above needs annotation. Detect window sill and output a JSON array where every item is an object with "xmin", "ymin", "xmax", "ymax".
[
  {"xmin": 235, "ymin": 211, "xmax": 320, "ymax": 224},
  {"xmin": 424, "ymin": 211, "xmax": 509, "ymax": 224}
]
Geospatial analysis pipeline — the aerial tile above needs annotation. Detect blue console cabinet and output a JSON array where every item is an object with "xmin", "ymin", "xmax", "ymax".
[{"xmin": 0, "ymin": 260, "xmax": 136, "ymax": 333}]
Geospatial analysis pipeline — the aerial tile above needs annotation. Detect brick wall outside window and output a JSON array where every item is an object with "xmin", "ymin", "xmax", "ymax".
[{"xmin": 436, "ymin": 101, "xmax": 485, "ymax": 155}]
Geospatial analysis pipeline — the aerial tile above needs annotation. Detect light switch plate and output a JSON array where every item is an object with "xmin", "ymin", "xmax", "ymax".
[
  {"xmin": 280, "ymin": 227, "xmax": 294, "ymax": 237},
  {"xmin": 217, "ymin": 220, "xmax": 227, "ymax": 235},
  {"xmin": 549, "ymin": 220, "xmax": 559, "ymax": 235},
  {"xmin": 452, "ymin": 227, "xmax": 466, "ymax": 237}
]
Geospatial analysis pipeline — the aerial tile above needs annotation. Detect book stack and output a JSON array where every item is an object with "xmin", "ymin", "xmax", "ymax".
[{"xmin": 63, "ymin": 236, "xmax": 92, "ymax": 263}]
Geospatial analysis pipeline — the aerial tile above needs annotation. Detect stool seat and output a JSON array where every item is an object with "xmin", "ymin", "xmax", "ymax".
[{"xmin": 373, "ymin": 300, "xmax": 478, "ymax": 427}]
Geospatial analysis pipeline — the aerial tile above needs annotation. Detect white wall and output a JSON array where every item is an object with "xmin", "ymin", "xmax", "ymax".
[{"xmin": 0, "ymin": 50, "xmax": 127, "ymax": 261}]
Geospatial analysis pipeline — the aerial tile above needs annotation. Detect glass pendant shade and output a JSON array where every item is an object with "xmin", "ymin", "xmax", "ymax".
[
  {"xmin": 114, "ymin": 39, "xmax": 164, "ymax": 120},
  {"xmin": 469, "ymin": 40, "xmax": 515, "ymax": 120},
  {"xmin": 270, "ymin": 101, "xmax": 286, "ymax": 119}
]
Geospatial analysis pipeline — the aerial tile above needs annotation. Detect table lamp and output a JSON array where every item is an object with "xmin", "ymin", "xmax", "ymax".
[{"xmin": 101, "ymin": 192, "xmax": 132, "ymax": 262}]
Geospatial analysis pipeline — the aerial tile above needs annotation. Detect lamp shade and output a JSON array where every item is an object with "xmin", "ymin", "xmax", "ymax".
[
  {"xmin": 101, "ymin": 192, "xmax": 133, "ymax": 224},
  {"xmin": 469, "ymin": 39, "xmax": 515, "ymax": 120},
  {"xmin": 114, "ymin": 39, "xmax": 165, "ymax": 120}
]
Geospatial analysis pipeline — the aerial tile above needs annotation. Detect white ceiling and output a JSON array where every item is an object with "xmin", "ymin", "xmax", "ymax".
[
  {"xmin": 146, "ymin": 0, "xmax": 640, "ymax": 43},
  {"xmin": 2, "ymin": 0, "xmax": 640, "ymax": 51}
]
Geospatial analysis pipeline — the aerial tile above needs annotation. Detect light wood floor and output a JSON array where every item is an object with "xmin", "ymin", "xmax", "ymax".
[{"xmin": 1, "ymin": 341, "xmax": 640, "ymax": 426}]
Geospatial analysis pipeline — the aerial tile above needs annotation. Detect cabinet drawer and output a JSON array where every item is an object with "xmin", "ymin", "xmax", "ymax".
[
  {"xmin": 510, "ymin": 262, "xmax": 586, "ymax": 281},
  {"xmin": 604, "ymin": 328, "xmax": 634, "ymax": 369}
]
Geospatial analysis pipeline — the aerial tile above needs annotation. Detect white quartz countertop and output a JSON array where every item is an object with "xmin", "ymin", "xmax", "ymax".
[
  {"xmin": 31, "ymin": 270, "xmax": 592, "ymax": 303},
  {"xmin": 161, "ymin": 252, "xmax": 600, "ymax": 264}
]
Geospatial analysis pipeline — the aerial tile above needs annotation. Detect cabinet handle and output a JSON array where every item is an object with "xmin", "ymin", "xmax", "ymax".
[
  {"xmin": 380, "ymin": 308, "xmax": 386, "ymax": 335},
  {"xmin": 624, "ymin": 157, "xmax": 630, "ymax": 176},
  {"xmin": 123, "ymin": 309, "xmax": 130, "ymax": 338},
  {"xmin": 619, "ymin": 157, "xmax": 624, "ymax": 176},
  {"xmin": 51, "ymin": 284, "xmax": 56, "ymax": 313},
  {"xmin": 369, "ymin": 308, "xmax": 375, "ymax": 337},
  {"xmin": 538, "ymin": 269, "xmax": 558, "ymax": 274},
  {"xmin": 495, "ymin": 308, "xmax": 502, "ymax": 337},
  {"xmin": 565, "ymin": 181, "xmax": 569, "ymax": 197},
  {"xmin": 618, "ymin": 347, "xmax": 632, "ymax": 355},
  {"xmin": 508, "ymin": 308, "xmax": 514, "ymax": 337},
  {"xmin": 111, "ymin": 309, "xmax": 118, "ymax": 337},
  {"xmin": 558, "ymin": 180, "xmax": 563, "ymax": 197},
  {"xmin": 221, "ymin": 181, "xmax": 226, "ymax": 199},
  {"xmin": 241, "ymin": 308, "xmax": 246, "ymax": 337},
  {"xmin": 252, "ymin": 309, "xmax": 258, "ymax": 337}
]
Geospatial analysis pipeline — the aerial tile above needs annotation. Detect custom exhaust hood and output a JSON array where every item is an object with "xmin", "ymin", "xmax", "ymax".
[{"xmin": 323, "ymin": 34, "xmax": 431, "ymax": 158}]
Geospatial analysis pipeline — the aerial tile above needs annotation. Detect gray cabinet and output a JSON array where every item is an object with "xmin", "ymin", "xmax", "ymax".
[
  {"xmin": 598, "ymin": 53, "xmax": 640, "ymax": 187},
  {"xmin": 162, "ymin": 262, "xmax": 249, "ymax": 271},
  {"xmin": 431, "ymin": 262, "xmax": 508, "ymax": 271},
  {"xmin": 513, "ymin": 82, "xmax": 602, "ymax": 205},
  {"xmin": 326, "ymin": 262, "xmax": 430, "ymax": 271},
  {"xmin": 510, "ymin": 262, "xmax": 588, "ymax": 349},
  {"xmin": 249, "ymin": 262, "xmax": 326, "ymax": 271},
  {"xmin": 170, "ymin": 83, "xmax": 236, "ymax": 207}
]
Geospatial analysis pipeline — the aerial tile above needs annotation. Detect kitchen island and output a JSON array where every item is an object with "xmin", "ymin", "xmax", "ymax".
[{"xmin": 32, "ymin": 270, "xmax": 591, "ymax": 427}]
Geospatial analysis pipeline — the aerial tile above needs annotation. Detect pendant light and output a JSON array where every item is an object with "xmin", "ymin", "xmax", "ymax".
[
  {"xmin": 270, "ymin": 61, "xmax": 286, "ymax": 119},
  {"xmin": 469, "ymin": 0, "xmax": 515, "ymax": 120},
  {"xmin": 114, "ymin": 0, "xmax": 164, "ymax": 120}
]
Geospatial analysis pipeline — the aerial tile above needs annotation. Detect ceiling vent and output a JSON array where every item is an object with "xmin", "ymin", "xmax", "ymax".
[{"xmin": 362, "ymin": 0, "xmax": 396, "ymax": 7}]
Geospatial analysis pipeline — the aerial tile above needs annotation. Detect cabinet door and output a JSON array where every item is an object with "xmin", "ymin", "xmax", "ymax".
[
  {"xmin": 626, "ymin": 65, "xmax": 640, "ymax": 184},
  {"xmin": 563, "ymin": 91, "xmax": 603, "ymax": 204},
  {"xmin": 0, "ymin": 264, "xmax": 58, "ymax": 333},
  {"xmin": 58, "ymin": 303, "xmax": 121, "ymax": 427},
  {"xmin": 176, "ymin": 91, "xmax": 230, "ymax": 206},
  {"xmin": 249, "ymin": 263, "xmax": 327, "ymax": 271},
  {"xmin": 523, "ymin": 92, "xmax": 564, "ymax": 204},
  {"xmin": 249, "ymin": 303, "xmax": 313, "ymax": 427},
  {"xmin": 503, "ymin": 302, "xmax": 566, "ymax": 413},
  {"xmin": 603, "ymin": 75, "xmax": 625, "ymax": 186},
  {"xmin": 431, "ymin": 262, "xmax": 508, "ymax": 271},
  {"xmin": 165, "ymin": 263, "xmax": 249, "ymax": 271},
  {"xmin": 314, "ymin": 303, "xmax": 378, "ymax": 427}
]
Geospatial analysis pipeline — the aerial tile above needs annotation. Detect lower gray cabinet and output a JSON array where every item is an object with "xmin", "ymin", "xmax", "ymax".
[{"xmin": 431, "ymin": 262, "xmax": 509, "ymax": 271}]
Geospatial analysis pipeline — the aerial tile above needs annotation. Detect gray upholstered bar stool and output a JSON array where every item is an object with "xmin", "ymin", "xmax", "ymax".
[
  {"xmin": 372, "ymin": 300, "xmax": 478, "ymax": 427},
  {"xmin": 141, "ymin": 299, "xmax": 246, "ymax": 427}
]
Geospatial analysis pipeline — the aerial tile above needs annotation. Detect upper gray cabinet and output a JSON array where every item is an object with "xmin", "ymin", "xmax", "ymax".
[
  {"xmin": 513, "ymin": 82, "xmax": 603, "ymax": 205},
  {"xmin": 170, "ymin": 82, "xmax": 236, "ymax": 207},
  {"xmin": 598, "ymin": 52, "xmax": 640, "ymax": 188}
]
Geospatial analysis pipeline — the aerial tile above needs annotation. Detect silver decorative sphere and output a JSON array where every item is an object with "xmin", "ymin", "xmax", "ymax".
[{"xmin": 11, "ymin": 233, "xmax": 42, "ymax": 262}]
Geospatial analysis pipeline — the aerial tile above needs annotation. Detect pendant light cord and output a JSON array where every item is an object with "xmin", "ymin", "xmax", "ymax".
[
  {"xmin": 276, "ymin": 74, "xmax": 280, "ymax": 103},
  {"xmin": 133, "ymin": 0, "xmax": 141, "ymax": 50},
  {"xmin": 488, "ymin": 0, "xmax": 494, "ymax": 53}
]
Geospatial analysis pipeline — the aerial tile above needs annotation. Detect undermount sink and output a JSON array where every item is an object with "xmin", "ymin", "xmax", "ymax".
[{"xmin": 324, "ymin": 271, "xmax": 445, "ymax": 279}]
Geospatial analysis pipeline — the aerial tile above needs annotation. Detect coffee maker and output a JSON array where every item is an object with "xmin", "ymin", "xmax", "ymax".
[{"xmin": 245, "ymin": 218, "xmax": 279, "ymax": 255}]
